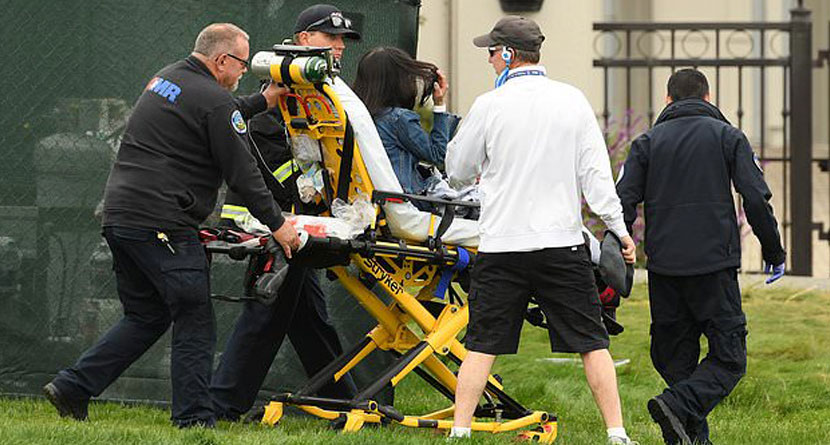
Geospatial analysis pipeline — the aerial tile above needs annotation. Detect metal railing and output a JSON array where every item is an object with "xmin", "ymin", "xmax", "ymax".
[{"xmin": 593, "ymin": 3, "xmax": 828, "ymax": 276}]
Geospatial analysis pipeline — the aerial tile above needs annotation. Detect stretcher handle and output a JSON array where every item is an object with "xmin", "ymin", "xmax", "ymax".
[
  {"xmin": 371, "ymin": 190, "xmax": 480, "ymax": 209},
  {"xmin": 204, "ymin": 243, "xmax": 264, "ymax": 261}
]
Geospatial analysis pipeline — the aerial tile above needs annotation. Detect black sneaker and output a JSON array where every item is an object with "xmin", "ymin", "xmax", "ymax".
[
  {"xmin": 243, "ymin": 405, "xmax": 266, "ymax": 424},
  {"xmin": 647, "ymin": 397, "xmax": 691, "ymax": 445},
  {"xmin": 175, "ymin": 418, "xmax": 216, "ymax": 429},
  {"xmin": 43, "ymin": 382, "xmax": 89, "ymax": 421},
  {"xmin": 686, "ymin": 422, "xmax": 713, "ymax": 445}
]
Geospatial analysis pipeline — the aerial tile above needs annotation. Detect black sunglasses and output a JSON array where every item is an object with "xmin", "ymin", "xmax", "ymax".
[
  {"xmin": 488, "ymin": 46, "xmax": 501, "ymax": 57},
  {"xmin": 224, "ymin": 53, "xmax": 249, "ymax": 69},
  {"xmin": 304, "ymin": 12, "xmax": 352, "ymax": 32}
]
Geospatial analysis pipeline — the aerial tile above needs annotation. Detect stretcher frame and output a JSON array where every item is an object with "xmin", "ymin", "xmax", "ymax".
[{"xmin": 256, "ymin": 46, "xmax": 557, "ymax": 443}]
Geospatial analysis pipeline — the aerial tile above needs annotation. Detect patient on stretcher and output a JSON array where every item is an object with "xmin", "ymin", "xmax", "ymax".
[
  {"xmin": 353, "ymin": 46, "xmax": 480, "ymax": 218},
  {"xmin": 349, "ymin": 46, "xmax": 629, "ymax": 331}
]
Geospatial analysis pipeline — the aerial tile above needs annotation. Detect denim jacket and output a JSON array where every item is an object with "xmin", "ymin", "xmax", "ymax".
[{"xmin": 374, "ymin": 107, "xmax": 460, "ymax": 198}]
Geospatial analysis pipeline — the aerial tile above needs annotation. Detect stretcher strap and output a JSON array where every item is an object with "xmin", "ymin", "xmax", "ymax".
[
  {"xmin": 336, "ymin": 118, "xmax": 356, "ymax": 202},
  {"xmin": 280, "ymin": 55, "xmax": 295, "ymax": 87},
  {"xmin": 433, "ymin": 246, "xmax": 470, "ymax": 300}
]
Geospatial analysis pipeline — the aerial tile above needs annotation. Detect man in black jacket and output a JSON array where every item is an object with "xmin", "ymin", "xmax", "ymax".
[
  {"xmin": 43, "ymin": 23, "xmax": 299, "ymax": 428},
  {"xmin": 616, "ymin": 69, "xmax": 786, "ymax": 444},
  {"xmin": 211, "ymin": 109, "xmax": 358, "ymax": 421},
  {"xmin": 209, "ymin": 4, "xmax": 361, "ymax": 422}
]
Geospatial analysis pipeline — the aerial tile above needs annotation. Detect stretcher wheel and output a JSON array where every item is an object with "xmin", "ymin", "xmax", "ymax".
[
  {"xmin": 261, "ymin": 401, "xmax": 284, "ymax": 426},
  {"xmin": 329, "ymin": 413, "xmax": 348, "ymax": 430},
  {"xmin": 517, "ymin": 422, "xmax": 557, "ymax": 444},
  {"xmin": 342, "ymin": 413, "xmax": 366, "ymax": 432},
  {"xmin": 329, "ymin": 412, "xmax": 366, "ymax": 432}
]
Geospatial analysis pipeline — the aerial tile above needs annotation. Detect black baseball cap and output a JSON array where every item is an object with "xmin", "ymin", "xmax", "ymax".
[
  {"xmin": 473, "ymin": 16, "xmax": 545, "ymax": 51},
  {"xmin": 294, "ymin": 4, "xmax": 361, "ymax": 41},
  {"xmin": 599, "ymin": 230, "xmax": 634, "ymax": 298}
]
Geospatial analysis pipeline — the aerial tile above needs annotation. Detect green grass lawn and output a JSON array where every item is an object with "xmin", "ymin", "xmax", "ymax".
[{"xmin": 2, "ymin": 280, "xmax": 828, "ymax": 444}]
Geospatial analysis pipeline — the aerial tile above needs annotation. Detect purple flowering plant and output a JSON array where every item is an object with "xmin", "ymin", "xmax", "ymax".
[{"xmin": 582, "ymin": 111, "xmax": 648, "ymax": 262}]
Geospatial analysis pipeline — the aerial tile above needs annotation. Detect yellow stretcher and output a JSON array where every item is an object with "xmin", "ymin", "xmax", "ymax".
[{"xmin": 249, "ymin": 45, "xmax": 557, "ymax": 443}]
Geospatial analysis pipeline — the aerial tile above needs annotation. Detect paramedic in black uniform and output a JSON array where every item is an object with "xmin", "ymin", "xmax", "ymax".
[
  {"xmin": 616, "ymin": 69, "xmax": 786, "ymax": 445},
  {"xmin": 210, "ymin": 4, "xmax": 361, "ymax": 421},
  {"xmin": 43, "ymin": 23, "xmax": 299, "ymax": 428}
]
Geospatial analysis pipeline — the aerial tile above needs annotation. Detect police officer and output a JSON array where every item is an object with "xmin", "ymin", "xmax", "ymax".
[
  {"xmin": 209, "ymin": 4, "xmax": 361, "ymax": 421},
  {"xmin": 43, "ymin": 23, "xmax": 299, "ymax": 428},
  {"xmin": 616, "ymin": 69, "xmax": 786, "ymax": 445}
]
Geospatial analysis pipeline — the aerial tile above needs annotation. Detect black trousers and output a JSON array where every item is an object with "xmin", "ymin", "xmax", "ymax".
[
  {"xmin": 648, "ymin": 268, "xmax": 747, "ymax": 443},
  {"xmin": 210, "ymin": 268, "xmax": 357, "ymax": 420},
  {"xmin": 54, "ymin": 227, "xmax": 216, "ymax": 426},
  {"xmin": 287, "ymin": 270, "xmax": 357, "ymax": 399}
]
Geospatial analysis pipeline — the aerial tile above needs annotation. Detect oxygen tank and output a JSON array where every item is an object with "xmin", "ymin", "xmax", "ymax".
[{"xmin": 251, "ymin": 51, "xmax": 328, "ymax": 85}]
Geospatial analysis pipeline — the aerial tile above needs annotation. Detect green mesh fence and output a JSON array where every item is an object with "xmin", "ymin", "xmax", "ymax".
[{"xmin": 0, "ymin": 0, "xmax": 420, "ymax": 404}]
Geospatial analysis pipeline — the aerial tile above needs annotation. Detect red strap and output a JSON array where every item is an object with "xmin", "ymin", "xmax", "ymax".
[
  {"xmin": 199, "ymin": 229, "xmax": 219, "ymax": 243},
  {"xmin": 599, "ymin": 287, "xmax": 617, "ymax": 305}
]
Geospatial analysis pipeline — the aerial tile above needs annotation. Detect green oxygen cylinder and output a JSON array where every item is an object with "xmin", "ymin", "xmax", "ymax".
[{"xmin": 251, "ymin": 51, "xmax": 328, "ymax": 85}]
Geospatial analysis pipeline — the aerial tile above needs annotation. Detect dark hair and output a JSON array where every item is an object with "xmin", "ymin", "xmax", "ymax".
[
  {"xmin": 353, "ymin": 46, "xmax": 439, "ymax": 117},
  {"xmin": 512, "ymin": 48, "xmax": 540, "ymax": 64},
  {"xmin": 667, "ymin": 68, "xmax": 709, "ymax": 101}
]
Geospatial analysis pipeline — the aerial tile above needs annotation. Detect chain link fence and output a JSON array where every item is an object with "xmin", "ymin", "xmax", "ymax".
[{"xmin": 0, "ymin": 0, "xmax": 420, "ymax": 404}]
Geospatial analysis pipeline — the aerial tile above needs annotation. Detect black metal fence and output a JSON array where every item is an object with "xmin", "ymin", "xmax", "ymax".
[{"xmin": 593, "ymin": 3, "xmax": 830, "ymax": 276}]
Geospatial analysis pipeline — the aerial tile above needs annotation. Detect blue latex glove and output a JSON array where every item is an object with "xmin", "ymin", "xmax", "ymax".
[{"xmin": 764, "ymin": 261, "xmax": 785, "ymax": 284}]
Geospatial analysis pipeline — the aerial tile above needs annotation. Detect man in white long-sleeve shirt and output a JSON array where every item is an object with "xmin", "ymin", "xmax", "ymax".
[{"xmin": 446, "ymin": 17, "xmax": 638, "ymax": 445}]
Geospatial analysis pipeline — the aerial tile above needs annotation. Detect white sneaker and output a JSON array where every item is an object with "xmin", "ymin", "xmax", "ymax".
[
  {"xmin": 447, "ymin": 427, "xmax": 472, "ymax": 440},
  {"xmin": 607, "ymin": 436, "xmax": 639, "ymax": 445}
]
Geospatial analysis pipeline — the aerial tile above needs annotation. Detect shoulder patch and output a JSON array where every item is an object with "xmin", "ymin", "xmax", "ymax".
[
  {"xmin": 231, "ymin": 110, "xmax": 247, "ymax": 134},
  {"xmin": 753, "ymin": 152, "xmax": 763, "ymax": 172}
]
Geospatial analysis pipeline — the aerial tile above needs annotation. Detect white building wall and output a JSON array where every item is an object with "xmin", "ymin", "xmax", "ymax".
[
  {"xmin": 418, "ymin": 0, "xmax": 605, "ymax": 116},
  {"xmin": 416, "ymin": 0, "xmax": 829, "ymax": 277}
]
